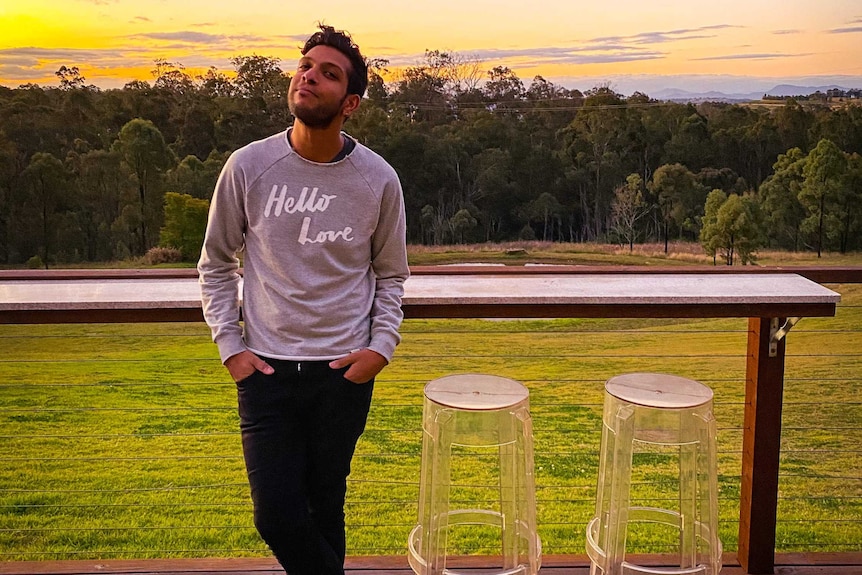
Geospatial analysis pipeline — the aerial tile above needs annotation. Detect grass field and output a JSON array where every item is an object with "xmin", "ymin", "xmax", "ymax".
[
  {"xmin": 404, "ymin": 241, "xmax": 862, "ymax": 267},
  {"xmin": 16, "ymin": 239, "xmax": 862, "ymax": 270},
  {"xmin": 0, "ymin": 247, "xmax": 860, "ymax": 560}
]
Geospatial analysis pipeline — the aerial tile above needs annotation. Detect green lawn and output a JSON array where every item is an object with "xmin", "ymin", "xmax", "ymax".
[
  {"xmin": 0, "ymin": 280, "xmax": 859, "ymax": 560},
  {"xmin": 404, "ymin": 241, "xmax": 862, "ymax": 267}
]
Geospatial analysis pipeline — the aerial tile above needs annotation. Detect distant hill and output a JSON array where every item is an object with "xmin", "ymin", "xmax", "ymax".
[
  {"xmin": 765, "ymin": 84, "xmax": 849, "ymax": 97},
  {"xmin": 651, "ymin": 84, "xmax": 855, "ymax": 103},
  {"xmin": 651, "ymin": 88, "xmax": 760, "ymax": 102}
]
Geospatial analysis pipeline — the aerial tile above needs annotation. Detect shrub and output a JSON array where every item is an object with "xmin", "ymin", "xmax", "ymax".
[
  {"xmin": 143, "ymin": 246, "xmax": 183, "ymax": 265},
  {"xmin": 518, "ymin": 224, "xmax": 537, "ymax": 241}
]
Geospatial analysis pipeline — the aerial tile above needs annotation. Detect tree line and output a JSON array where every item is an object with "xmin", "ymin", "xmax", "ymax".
[
  {"xmin": 1, "ymin": 53, "xmax": 861, "ymax": 267},
  {"xmin": 763, "ymin": 88, "xmax": 862, "ymax": 102}
]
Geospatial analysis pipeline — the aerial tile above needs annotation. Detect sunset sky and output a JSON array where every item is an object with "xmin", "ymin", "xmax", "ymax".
[{"xmin": 1, "ymin": 0, "xmax": 861, "ymax": 95}]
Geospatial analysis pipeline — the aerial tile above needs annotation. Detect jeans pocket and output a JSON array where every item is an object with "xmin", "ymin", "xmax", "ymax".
[{"xmin": 235, "ymin": 368, "xmax": 264, "ymax": 387}]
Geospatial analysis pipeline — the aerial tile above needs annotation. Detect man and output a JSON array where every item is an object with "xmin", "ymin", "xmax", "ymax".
[{"xmin": 197, "ymin": 24, "xmax": 409, "ymax": 575}]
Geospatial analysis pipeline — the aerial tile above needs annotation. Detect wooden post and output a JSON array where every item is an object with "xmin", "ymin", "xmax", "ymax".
[{"xmin": 738, "ymin": 317, "xmax": 786, "ymax": 574}]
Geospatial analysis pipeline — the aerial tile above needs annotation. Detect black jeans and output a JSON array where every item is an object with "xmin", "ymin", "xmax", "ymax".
[{"xmin": 236, "ymin": 358, "xmax": 374, "ymax": 575}]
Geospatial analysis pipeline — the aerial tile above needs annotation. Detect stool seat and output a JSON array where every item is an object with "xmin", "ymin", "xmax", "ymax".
[
  {"xmin": 587, "ymin": 373, "xmax": 722, "ymax": 575},
  {"xmin": 424, "ymin": 373, "xmax": 530, "ymax": 410},
  {"xmin": 606, "ymin": 372, "xmax": 713, "ymax": 409},
  {"xmin": 408, "ymin": 374, "xmax": 541, "ymax": 575}
]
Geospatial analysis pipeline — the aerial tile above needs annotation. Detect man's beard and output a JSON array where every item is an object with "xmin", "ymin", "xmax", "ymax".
[{"xmin": 289, "ymin": 94, "xmax": 346, "ymax": 129}]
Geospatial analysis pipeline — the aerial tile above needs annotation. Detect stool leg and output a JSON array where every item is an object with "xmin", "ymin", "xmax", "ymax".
[
  {"xmin": 415, "ymin": 412, "xmax": 435, "ymax": 574},
  {"xmin": 499, "ymin": 409, "xmax": 519, "ymax": 570},
  {"xmin": 500, "ymin": 405, "xmax": 539, "ymax": 574},
  {"xmin": 679, "ymin": 414, "xmax": 698, "ymax": 570},
  {"xmin": 591, "ymin": 402, "xmax": 636, "ymax": 575},
  {"xmin": 697, "ymin": 410, "xmax": 722, "ymax": 575},
  {"xmin": 590, "ymin": 406, "xmax": 614, "ymax": 575},
  {"xmin": 517, "ymin": 406, "xmax": 541, "ymax": 575},
  {"xmin": 426, "ymin": 409, "xmax": 455, "ymax": 575}
]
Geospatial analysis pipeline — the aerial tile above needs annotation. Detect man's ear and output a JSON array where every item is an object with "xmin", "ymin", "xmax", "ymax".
[{"xmin": 342, "ymin": 93, "xmax": 361, "ymax": 118}]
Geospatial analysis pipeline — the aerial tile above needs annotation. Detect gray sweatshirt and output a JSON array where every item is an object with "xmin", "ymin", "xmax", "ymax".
[{"xmin": 198, "ymin": 130, "xmax": 409, "ymax": 364}]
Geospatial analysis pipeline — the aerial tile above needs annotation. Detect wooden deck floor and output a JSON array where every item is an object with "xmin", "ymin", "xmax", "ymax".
[{"xmin": 2, "ymin": 554, "xmax": 862, "ymax": 575}]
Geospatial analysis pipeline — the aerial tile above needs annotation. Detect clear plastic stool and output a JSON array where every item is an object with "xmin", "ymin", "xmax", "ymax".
[
  {"xmin": 408, "ymin": 373, "xmax": 541, "ymax": 575},
  {"xmin": 586, "ymin": 373, "xmax": 722, "ymax": 575}
]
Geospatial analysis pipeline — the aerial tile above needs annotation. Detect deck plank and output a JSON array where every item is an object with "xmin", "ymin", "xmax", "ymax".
[{"xmin": 2, "ymin": 554, "xmax": 862, "ymax": 575}]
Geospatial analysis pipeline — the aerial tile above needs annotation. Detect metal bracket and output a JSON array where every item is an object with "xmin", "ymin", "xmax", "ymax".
[{"xmin": 769, "ymin": 317, "xmax": 801, "ymax": 357}]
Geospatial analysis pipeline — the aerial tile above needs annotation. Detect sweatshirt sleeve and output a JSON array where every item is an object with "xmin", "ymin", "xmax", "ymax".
[
  {"xmin": 197, "ymin": 153, "xmax": 248, "ymax": 364},
  {"xmin": 367, "ymin": 173, "xmax": 410, "ymax": 362}
]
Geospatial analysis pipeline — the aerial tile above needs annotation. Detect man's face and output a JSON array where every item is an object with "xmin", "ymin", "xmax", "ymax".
[{"xmin": 288, "ymin": 45, "xmax": 357, "ymax": 129}]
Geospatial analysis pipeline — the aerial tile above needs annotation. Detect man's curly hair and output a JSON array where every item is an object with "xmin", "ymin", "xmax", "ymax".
[{"xmin": 302, "ymin": 24, "xmax": 368, "ymax": 98}]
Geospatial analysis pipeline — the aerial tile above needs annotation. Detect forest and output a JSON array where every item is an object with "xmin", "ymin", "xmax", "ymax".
[{"xmin": 1, "ymin": 52, "xmax": 861, "ymax": 267}]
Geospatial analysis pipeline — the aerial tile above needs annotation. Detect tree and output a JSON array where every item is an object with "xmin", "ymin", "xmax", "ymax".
[
  {"xmin": 364, "ymin": 59, "xmax": 390, "ymax": 108},
  {"xmin": 419, "ymin": 204, "xmax": 440, "ymax": 245},
  {"xmin": 444, "ymin": 51, "xmax": 485, "ymax": 97},
  {"xmin": 450, "ymin": 208, "xmax": 478, "ymax": 244},
  {"xmin": 799, "ymin": 139, "xmax": 847, "ymax": 257},
  {"xmin": 112, "ymin": 119, "xmax": 176, "ymax": 254},
  {"xmin": 526, "ymin": 75, "xmax": 572, "ymax": 102},
  {"xmin": 375, "ymin": 125, "xmax": 433, "ymax": 243},
  {"xmin": 230, "ymin": 55, "xmax": 286, "ymax": 100},
  {"xmin": 198, "ymin": 67, "xmax": 236, "ymax": 98},
  {"xmin": 0, "ymin": 84, "xmax": 67, "ymax": 160},
  {"xmin": 55, "ymin": 66, "xmax": 87, "ymax": 90},
  {"xmin": 347, "ymin": 105, "xmax": 392, "ymax": 151},
  {"xmin": 471, "ymin": 147, "xmax": 517, "ymax": 241},
  {"xmin": 662, "ymin": 111, "xmax": 712, "ymax": 171},
  {"xmin": 160, "ymin": 192, "xmax": 210, "ymax": 260},
  {"xmin": 230, "ymin": 55, "xmax": 291, "ymax": 137},
  {"xmin": 174, "ymin": 103, "xmax": 217, "ymax": 160},
  {"xmin": 837, "ymin": 152, "xmax": 862, "ymax": 253},
  {"xmin": 522, "ymin": 76, "xmax": 581, "ymax": 141},
  {"xmin": 700, "ymin": 191, "xmax": 764, "ymax": 265},
  {"xmin": 166, "ymin": 152, "xmax": 227, "ymax": 200},
  {"xmin": 706, "ymin": 104, "xmax": 772, "ymax": 186},
  {"xmin": 116, "ymin": 79, "xmax": 175, "ymax": 143},
  {"xmin": 696, "ymin": 167, "xmax": 747, "ymax": 196},
  {"xmin": 758, "ymin": 148, "xmax": 807, "ymax": 250},
  {"xmin": 743, "ymin": 111, "xmax": 783, "ymax": 186},
  {"xmin": 0, "ymin": 133, "xmax": 19, "ymax": 263},
  {"xmin": 610, "ymin": 174, "xmax": 650, "ymax": 251},
  {"xmin": 20, "ymin": 152, "xmax": 73, "ymax": 266},
  {"xmin": 648, "ymin": 163, "xmax": 703, "ymax": 252},
  {"xmin": 561, "ymin": 86, "xmax": 629, "ymax": 240},
  {"xmin": 391, "ymin": 51, "xmax": 456, "ymax": 124},
  {"xmin": 67, "ymin": 148, "xmax": 134, "ymax": 261},
  {"xmin": 151, "ymin": 59, "xmax": 195, "ymax": 96},
  {"xmin": 627, "ymin": 99, "xmax": 683, "ymax": 197},
  {"xmin": 700, "ymin": 189, "xmax": 726, "ymax": 264},
  {"xmin": 483, "ymin": 66, "xmax": 524, "ymax": 104},
  {"xmin": 773, "ymin": 99, "xmax": 813, "ymax": 153},
  {"xmin": 810, "ymin": 105, "xmax": 862, "ymax": 156},
  {"xmin": 523, "ymin": 192, "xmax": 563, "ymax": 241}
]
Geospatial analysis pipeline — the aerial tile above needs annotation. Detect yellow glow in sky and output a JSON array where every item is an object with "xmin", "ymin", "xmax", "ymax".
[{"xmin": 1, "ymin": 0, "xmax": 860, "ymax": 93}]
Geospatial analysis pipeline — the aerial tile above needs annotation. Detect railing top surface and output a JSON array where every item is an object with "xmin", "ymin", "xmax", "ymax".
[
  {"xmin": 2, "ymin": 264, "xmax": 862, "ymax": 281},
  {"xmin": 404, "ymin": 272, "xmax": 839, "ymax": 305},
  {"xmin": 0, "ymin": 268, "xmax": 840, "ymax": 319}
]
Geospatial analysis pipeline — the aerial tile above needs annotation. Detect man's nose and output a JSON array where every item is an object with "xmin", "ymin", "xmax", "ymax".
[{"xmin": 302, "ymin": 66, "xmax": 319, "ymax": 84}]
